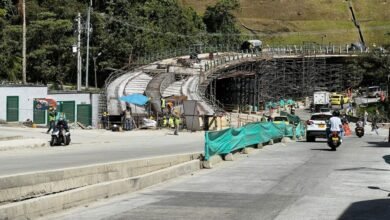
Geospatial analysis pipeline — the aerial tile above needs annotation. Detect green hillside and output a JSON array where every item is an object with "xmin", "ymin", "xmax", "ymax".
[{"xmin": 179, "ymin": 0, "xmax": 390, "ymax": 46}]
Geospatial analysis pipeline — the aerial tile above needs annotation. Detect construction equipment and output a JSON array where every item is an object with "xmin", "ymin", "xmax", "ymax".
[{"xmin": 348, "ymin": 1, "xmax": 366, "ymax": 51}]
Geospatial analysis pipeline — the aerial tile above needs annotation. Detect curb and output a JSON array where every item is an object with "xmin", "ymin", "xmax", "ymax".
[
  {"xmin": 0, "ymin": 160, "xmax": 200, "ymax": 220},
  {"xmin": 0, "ymin": 152, "xmax": 202, "ymax": 204}
]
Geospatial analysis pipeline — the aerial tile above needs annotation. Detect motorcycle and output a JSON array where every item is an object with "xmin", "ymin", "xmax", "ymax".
[
  {"xmin": 355, "ymin": 126, "xmax": 364, "ymax": 138},
  {"xmin": 50, "ymin": 125, "xmax": 71, "ymax": 146},
  {"xmin": 327, "ymin": 131, "xmax": 341, "ymax": 151}
]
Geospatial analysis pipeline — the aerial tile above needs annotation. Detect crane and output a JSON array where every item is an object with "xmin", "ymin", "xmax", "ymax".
[{"xmin": 348, "ymin": 0, "xmax": 366, "ymax": 50}]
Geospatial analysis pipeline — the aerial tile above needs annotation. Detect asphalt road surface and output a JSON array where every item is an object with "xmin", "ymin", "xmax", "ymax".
[
  {"xmin": 45, "ymin": 129, "xmax": 390, "ymax": 220},
  {"xmin": 0, "ymin": 127, "xmax": 204, "ymax": 176}
]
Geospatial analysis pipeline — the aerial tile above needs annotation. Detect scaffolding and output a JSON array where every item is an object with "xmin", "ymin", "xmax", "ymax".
[{"xmin": 208, "ymin": 56, "xmax": 361, "ymax": 111}]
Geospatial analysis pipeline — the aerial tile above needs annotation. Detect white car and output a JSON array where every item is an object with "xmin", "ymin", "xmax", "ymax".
[{"xmin": 306, "ymin": 113, "xmax": 332, "ymax": 142}]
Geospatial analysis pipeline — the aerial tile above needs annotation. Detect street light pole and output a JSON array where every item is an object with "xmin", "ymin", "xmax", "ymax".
[
  {"xmin": 22, "ymin": 0, "xmax": 26, "ymax": 84},
  {"xmin": 76, "ymin": 13, "xmax": 82, "ymax": 91}
]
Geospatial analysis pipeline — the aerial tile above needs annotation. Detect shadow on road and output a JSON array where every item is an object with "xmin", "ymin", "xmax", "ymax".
[
  {"xmin": 311, "ymin": 148, "xmax": 333, "ymax": 151},
  {"xmin": 383, "ymin": 155, "xmax": 390, "ymax": 165},
  {"xmin": 365, "ymin": 142, "xmax": 390, "ymax": 148},
  {"xmin": 337, "ymin": 198, "xmax": 390, "ymax": 220}
]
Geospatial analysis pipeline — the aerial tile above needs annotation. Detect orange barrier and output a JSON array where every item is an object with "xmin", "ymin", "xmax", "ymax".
[{"xmin": 343, "ymin": 123, "xmax": 352, "ymax": 136}]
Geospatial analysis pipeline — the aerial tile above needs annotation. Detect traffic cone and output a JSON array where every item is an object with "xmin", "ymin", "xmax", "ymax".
[{"xmin": 343, "ymin": 123, "xmax": 352, "ymax": 136}]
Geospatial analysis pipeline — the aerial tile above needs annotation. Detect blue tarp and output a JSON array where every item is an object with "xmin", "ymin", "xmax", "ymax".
[{"xmin": 120, "ymin": 94, "xmax": 149, "ymax": 106}]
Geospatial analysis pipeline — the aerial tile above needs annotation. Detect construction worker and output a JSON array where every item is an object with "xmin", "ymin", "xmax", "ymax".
[
  {"xmin": 161, "ymin": 97, "xmax": 166, "ymax": 112},
  {"xmin": 47, "ymin": 107, "xmax": 57, "ymax": 134},
  {"xmin": 162, "ymin": 116, "xmax": 168, "ymax": 127},
  {"xmin": 168, "ymin": 116, "xmax": 174, "ymax": 129}
]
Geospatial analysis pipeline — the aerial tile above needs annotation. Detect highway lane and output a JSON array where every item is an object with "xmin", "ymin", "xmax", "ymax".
[
  {"xmin": 0, "ymin": 127, "xmax": 204, "ymax": 176},
  {"xmin": 45, "ymin": 129, "xmax": 390, "ymax": 220}
]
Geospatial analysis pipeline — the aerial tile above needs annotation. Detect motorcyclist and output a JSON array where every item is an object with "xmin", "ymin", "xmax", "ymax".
[
  {"xmin": 356, "ymin": 118, "xmax": 364, "ymax": 128},
  {"xmin": 329, "ymin": 110, "xmax": 343, "ymax": 142},
  {"xmin": 55, "ymin": 112, "xmax": 69, "ymax": 132}
]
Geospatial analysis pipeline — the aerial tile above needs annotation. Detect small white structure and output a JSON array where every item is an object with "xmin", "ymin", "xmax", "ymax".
[
  {"xmin": 0, "ymin": 85, "xmax": 101, "ymax": 128},
  {"xmin": 0, "ymin": 85, "xmax": 48, "ymax": 123}
]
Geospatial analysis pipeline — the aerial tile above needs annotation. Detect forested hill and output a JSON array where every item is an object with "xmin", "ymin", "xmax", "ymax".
[{"xmin": 179, "ymin": 0, "xmax": 390, "ymax": 46}]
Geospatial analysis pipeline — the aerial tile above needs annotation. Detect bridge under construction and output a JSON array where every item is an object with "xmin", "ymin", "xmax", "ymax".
[{"xmin": 103, "ymin": 46, "xmax": 366, "ymax": 117}]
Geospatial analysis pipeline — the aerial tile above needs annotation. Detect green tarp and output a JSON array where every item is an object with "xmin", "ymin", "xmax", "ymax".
[{"xmin": 204, "ymin": 112, "xmax": 306, "ymax": 161}]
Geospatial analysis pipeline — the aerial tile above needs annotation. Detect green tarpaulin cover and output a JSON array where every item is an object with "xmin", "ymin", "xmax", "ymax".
[{"xmin": 204, "ymin": 112, "xmax": 305, "ymax": 160}]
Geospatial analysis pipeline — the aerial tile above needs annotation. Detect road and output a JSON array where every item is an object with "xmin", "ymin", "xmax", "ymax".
[
  {"xmin": 44, "ymin": 129, "xmax": 390, "ymax": 220},
  {"xmin": 0, "ymin": 127, "xmax": 204, "ymax": 176}
]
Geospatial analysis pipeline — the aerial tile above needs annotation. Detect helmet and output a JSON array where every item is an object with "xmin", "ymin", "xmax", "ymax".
[{"xmin": 332, "ymin": 110, "xmax": 340, "ymax": 117}]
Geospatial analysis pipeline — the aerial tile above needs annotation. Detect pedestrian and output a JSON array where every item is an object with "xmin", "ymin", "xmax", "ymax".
[
  {"xmin": 290, "ymin": 105, "xmax": 295, "ymax": 115},
  {"xmin": 173, "ymin": 113, "xmax": 180, "ymax": 135},
  {"xmin": 364, "ymin": 110, "xmax": 368, "ymax": 126},
  {"xmin": 47, "ymin": 107, "xmax": 57, "ymax": 134},
  {"xmin": 371, "ymin": 115, "xmax": 379, "ymax": 135},
  {"xmin": 101, "ymin": 112, "xmax": 109, "ymax": 129},
  {"xmin": 123, "ymin": 109, "xmax": 132, "ymax": 131},
  {"xmin": 340, "ymin": 96, "xmax": 344, "ymax": 109}
]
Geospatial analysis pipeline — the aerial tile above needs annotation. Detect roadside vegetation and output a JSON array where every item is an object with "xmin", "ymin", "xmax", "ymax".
[
  {"xmin": 0, "ymin": 0, "xmax": 389, "ymax": 91},
  {"xmin": 0, "ymin": 0, "xmax": 240, "ymax": 87}
]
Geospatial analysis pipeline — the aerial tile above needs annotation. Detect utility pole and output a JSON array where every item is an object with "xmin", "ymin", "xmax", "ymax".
[
  {"xmin": 85, "ymin": 0, "xmax": 92, "ymax": 89},
  {"xmin": 76, "ymin": 13, "xmax": 82, "ymax": 91},
  {"xmin": 93, "ymin": 52, "xmax": 101, "ymax": 89},
  {"xmin": 22, "ymin": 0, "xmax": 26, "ymax": 84}
]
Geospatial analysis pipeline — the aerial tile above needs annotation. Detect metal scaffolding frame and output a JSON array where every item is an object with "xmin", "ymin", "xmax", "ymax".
[{"xmin": 207, "ymin": 56, "xmax": 361, "ymax": 111}]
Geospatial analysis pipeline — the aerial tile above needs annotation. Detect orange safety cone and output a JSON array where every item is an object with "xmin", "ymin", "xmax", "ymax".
[{"xmin": 343, "ymin": 123, "xmax": 352, "ymax": 136}]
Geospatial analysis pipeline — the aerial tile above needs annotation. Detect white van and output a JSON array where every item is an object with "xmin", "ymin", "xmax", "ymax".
[{"xmin": 367, "ymin": 86, "xmax": 381, "ymax": 98}]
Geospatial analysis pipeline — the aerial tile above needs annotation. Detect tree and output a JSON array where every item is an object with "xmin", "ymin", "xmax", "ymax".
[{"xmin": 203, "ymin": 0, "xmax": 241, "ymax": 45}]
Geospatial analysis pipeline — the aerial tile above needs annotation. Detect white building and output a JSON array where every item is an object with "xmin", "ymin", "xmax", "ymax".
[{"xmin": 0, "ymin": 85, "xmax": 101, "ymax": 128}]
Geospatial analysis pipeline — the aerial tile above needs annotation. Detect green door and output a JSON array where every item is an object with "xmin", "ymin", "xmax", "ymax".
[
  {"xmin": 77, "ymin": 104, "xmax": 92, "ymax": 126},
  {"xmin": 58, "ymin": 101, "xmax": 75, "ymax": 122},
  {"xmin": 33, "ymin": 100, "xmax": 46, "ymax": 124},
  {"xmin": 6, "ymin": 96, "xmax": 19, "ymax": 122}
]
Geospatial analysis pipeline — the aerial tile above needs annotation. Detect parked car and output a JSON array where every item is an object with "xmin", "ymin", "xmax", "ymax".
[
  {"xmin": 331, "ymin": 93, "xmax": 349, "ymax": 105},
  {"xmin": 306, "ymin": 113, "xmax": 333, "ymax": 142},
  {"xmin": 273, "ymin": 116, "xmax": 289, "ymax": 125}
]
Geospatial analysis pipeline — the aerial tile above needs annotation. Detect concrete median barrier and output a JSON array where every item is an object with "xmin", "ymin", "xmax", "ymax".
[
  {"xmin": 0, "ymin": 160, "xmax": 201, "ymax": 220},
  {"xmin": 0, "ymin": 152, "xmax": 201, "ymax": 204}
]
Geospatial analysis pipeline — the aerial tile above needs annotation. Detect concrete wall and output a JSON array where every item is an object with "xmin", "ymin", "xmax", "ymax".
[
  {"xmin": 0, "ymin": 86, "xmax": 101, "ymax": 127},
  {"xmin": 50, "ymin": 92, "xmax": 101, "ymax": 127},
  {"xmin": 0, "ymin": 86, "xmax": 48, "ymax": 122}
]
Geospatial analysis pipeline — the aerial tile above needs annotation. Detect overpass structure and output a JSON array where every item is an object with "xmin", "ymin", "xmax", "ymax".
[{"xmin": 103, "ymin": 45, "xmax": 372, "ymax": 116}]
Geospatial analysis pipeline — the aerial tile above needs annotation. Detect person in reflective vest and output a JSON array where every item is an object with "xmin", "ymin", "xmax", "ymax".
[
  {"xmin": 47, "ymin": 107, "xmax": 57, "ymax": 134},
  {"xmin": 168, "ymin": 117, "xmax": 174, "ymax": 128},
  {"xmin": 161, "ymin": 98, "xmax": 166, "ymax": 112},
  {"xmin": 162, "ymin": 116, "xmax": 167, "ymax": 127}
]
